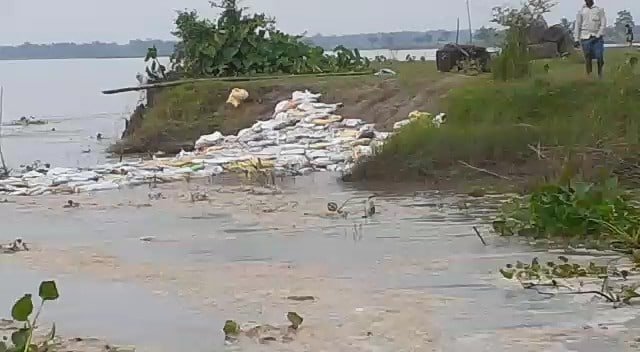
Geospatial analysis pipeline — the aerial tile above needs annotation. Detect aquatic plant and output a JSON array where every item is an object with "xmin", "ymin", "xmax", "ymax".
[
  {"xmin": 170, "ymin": 0, "xmax": 370, "ymax": 77},
  {"xmin": 492, "ymin": 177, "xmax": 640, "ymax": 250},
  {"xmin": 1, "ymin": 281, "xmax": 59, "ymax": 352},
  {"xmin": 223, "ymin": 312, "xmax": 304, "ymax": 344},
  {"xmin": 499, "ymin": 256, "xmax": 640, "ymax": 305}
]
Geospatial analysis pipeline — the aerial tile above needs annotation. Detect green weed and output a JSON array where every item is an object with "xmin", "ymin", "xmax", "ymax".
[{"xmin": 1, "ymin": 281, "xmax": 59, "ymax": 352}]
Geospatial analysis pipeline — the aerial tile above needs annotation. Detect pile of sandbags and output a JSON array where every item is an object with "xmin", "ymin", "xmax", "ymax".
[{"xmin": 1, "ymin": 90, "xmax": 447, "ymax": 196}]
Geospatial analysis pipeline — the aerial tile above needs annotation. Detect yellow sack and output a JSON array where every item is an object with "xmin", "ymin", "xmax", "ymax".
[
  {"xmin": 226, "ymin": 88, "xmax": 249, "ymax": 108},
  {"xmin": 408, "ymin": 110, "xmax": 432, "ymax": 120}
]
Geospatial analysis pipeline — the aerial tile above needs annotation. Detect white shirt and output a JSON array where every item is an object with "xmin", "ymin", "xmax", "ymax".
[{"xmin": 576, "ymin": 5, "xmax": 607, "ymax": 40}]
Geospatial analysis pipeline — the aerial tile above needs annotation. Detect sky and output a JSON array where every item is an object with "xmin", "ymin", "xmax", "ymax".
[{"xmin": 0, "ymin": 0, "xmax": 637, "ymax": 45}]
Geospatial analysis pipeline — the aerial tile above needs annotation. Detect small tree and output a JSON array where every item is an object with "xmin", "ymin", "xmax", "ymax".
[
  {"xmin": 615, "ymin": 10, "xmax": 635, "ymax": 42},
  {"xmin": 474, "ymin": 26, "xmax": 502, "ymax": 47},
  {"xmin": 490, "ymin": 0, "xmax": 557, "ymax": 81}
]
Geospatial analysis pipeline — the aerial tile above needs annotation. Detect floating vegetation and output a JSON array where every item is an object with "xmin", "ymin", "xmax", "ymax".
[
  {"xmin": 223, "ymin": 312, "xmax": 304, "ymax": 345},
  {"xmin": 499, "ymin": 256, "xmax": 640, "ymax": 305},
  {"xmin": 1, "ymin": 238, "xmax": 29, "ymax": 254},
  {"xmin": 222, "ymin": 312, "xmax": 310, "ymax": 344}
]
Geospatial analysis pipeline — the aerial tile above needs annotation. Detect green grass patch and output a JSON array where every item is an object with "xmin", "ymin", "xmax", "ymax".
[{"xmin": 352, "ymin": 49, "xmax": 640, "ymax": 183}]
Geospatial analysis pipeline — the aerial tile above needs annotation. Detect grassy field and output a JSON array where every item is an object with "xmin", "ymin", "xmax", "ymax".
[
  {"xmin": 348, "ymin": 48, "xmax": 640, "ymax": 190},
  {"xmin": 113, "ymin": 61, "xmax": 467, "ymax": 154}
]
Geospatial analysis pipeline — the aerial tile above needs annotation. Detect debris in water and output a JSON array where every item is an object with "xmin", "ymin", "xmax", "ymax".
[
  {"xmin": 63, "ymin": 200, "xmax": 80, "ymax": 208},
  {"xmin": 1, "ymin": 238, "xmax": 29, "ymax": 253},
  {"xmin": 287, "ymin": 312, "xmax": 303, "ymax": 330},
  {"xmin": 286, "ymin": 295, "xmax": 315, "ymax": 301}
]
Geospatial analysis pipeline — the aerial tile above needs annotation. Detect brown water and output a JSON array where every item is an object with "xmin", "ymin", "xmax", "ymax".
[
  {"xmin": 1, "ymin": 58, "xmax": 639, "ymax": 351},
  {"xmin": 1, "ymin": 174, "xmax": 638, "ymax": 351}
]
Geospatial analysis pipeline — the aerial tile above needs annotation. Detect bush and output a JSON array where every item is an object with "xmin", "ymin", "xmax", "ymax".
[{"xmin": 170, "ymin": 0, "xmax": 370, "ymax": 77}]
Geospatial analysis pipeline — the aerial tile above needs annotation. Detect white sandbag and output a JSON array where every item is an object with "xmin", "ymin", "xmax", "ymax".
[
  {"xmin": 280, "ymin": 149, "xmax": 306, "ymax": 156},
  {"xmin": 76, "ymin": 182, "xmax": 120, "ymax": 193},
  {"xmin": 195, "ymin": 131, "xmax": 224, "ymax": 149},
  {"xmin": 311, "ymin": 158, "xmax": 333, "ymax": 167},
  {"xmin": 393, "ymin": 119, "xmax": 412, "ymax": 130}
]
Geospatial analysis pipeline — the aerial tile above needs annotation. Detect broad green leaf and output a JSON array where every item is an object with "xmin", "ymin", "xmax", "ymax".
[
  {"xmin": 499, "ymin": 268, "xmax": 515, "ymax": 279},
  {"xmin": 10, "ymin": 329, "xmax": 29, "ymax": 349},
  {"xmin": 39, "ymin": 281, "xmax": 59, "ymax": 301},
  {"xmin": 11, "ymin": 295, "xmax": 33, "ymax": 322}
]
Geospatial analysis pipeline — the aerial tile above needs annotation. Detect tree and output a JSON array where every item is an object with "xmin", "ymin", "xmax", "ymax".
[
  {"xmin": 170, "ymin": 0, "xmax": 370, "ymax": 77},
  {"xmin": 490, "ymin": 0, "xmax": 557, "ymax": 81},
  {"xmin": 560, "ymin": 17, "xmax": 575, "ymax": 40},
  {"xmin": 615, "ymin": 10, "xmax": 634, "ymax": 40},
  {"xmin": 413, "ymin": 33, "xmax": 433, "ymax": 44},
  {"xmin": 474, "ymin": 26, "xmax": 501, "ymax": 46}
]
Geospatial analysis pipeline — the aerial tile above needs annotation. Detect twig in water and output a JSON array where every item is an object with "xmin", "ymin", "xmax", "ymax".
[
  {"xmin": 521, "ymin": 281, "xmax": 618, "ymax": 303},
  {"xmin": 473, "ymin": 226, "xmax": 487, "ymax": 246},
  {"xmin": 458, "ymin": 161, "xmax": 510, "ymax": 180}
]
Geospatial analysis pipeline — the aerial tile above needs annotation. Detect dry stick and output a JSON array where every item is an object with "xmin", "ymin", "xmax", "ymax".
[
  {"xmin": 472, "ymin": 226, "xmax": 487, "ymax": 246},
  {"xmin": 528, "ymin": 143, "xmax": 546, "ymax": 160},
  {"xmin": 458, "ymin": 160, "xmax": 511, "ymax": 180},
  {"xmin": 521, "ymin": 282, "xmax": 618, "ymax": 303}
]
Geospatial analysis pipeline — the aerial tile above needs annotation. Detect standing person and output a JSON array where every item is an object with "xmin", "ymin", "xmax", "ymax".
[
  {"xmin": 626, "ymin": 23, "xmax": 635, "ymax": 47},
  {"xmin": 575, "ymin": 0, "xmax": 607, "ymax": 78}
]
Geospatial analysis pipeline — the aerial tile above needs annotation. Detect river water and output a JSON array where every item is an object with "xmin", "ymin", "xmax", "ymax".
[{"xmin": 0, "ymin": 58, "xmax": 638, "ymax": 352}]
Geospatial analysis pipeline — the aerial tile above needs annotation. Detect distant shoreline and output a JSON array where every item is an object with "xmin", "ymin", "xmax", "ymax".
[{"xmin": 0, "ymin": 46, "xmax": 445, "ymax": 61}]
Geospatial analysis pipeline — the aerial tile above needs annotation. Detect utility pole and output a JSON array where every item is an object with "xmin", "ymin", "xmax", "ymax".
[
  {"xmin": 456, "ymin": 17, "xmax": 460, "ymax": 44},
  {"xmin": 0, "ymin": 86, "xmax": 8, "ymax": 177},
  {"xmin": 466, "ymin": 0, "xmax": 473, "ymax": 44}
]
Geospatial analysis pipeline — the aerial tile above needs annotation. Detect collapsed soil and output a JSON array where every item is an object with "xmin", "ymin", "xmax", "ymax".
[{"xmin": 112, "ymin": 63, "xmax": 470, "ymax": 154}]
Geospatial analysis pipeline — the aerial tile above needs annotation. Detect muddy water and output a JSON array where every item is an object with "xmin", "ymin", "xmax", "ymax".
[
  {"xmin": 1, "ymin": 174, "xmax": 639, "ymax": 351},
  {"xmin": 1, "ymin": 58, "xmax": 639, "ymax": 351}
]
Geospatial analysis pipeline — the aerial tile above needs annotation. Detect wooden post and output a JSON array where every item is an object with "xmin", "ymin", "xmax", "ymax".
[{"xmin": 0, "ymin": 86, "xmax": 8, "ymax": 176}]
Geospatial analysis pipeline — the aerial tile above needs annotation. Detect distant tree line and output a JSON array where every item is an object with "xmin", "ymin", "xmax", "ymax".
[
  {"xmin": 0, "ymin": 13, "xmax": 636, "ymax": 61},
  {"xmin": 0, "ymin": 39, "xmax": 176, "ymax": 60}
]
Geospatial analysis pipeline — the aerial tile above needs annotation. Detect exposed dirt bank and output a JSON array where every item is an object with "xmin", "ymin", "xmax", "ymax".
[{"xmin": 111, "ymin": 62, "xmax": 470, "ymax": 154}]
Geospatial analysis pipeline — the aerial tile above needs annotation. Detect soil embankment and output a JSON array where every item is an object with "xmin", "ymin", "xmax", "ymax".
[{"xmin": 112, "ymin": 62, "xmax": 470, "ymax": 154}]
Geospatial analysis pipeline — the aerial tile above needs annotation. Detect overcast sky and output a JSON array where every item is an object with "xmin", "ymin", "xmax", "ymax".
[{"xmin": 0, "ymin": 0, "xmax": 637, "ymax": 45}]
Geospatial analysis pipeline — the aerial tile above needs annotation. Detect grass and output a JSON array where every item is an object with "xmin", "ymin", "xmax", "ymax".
[
  {"xmin": 349, "ymin": 48, "xmax": 640, "ymax": 188},
  {"xmin": 114, "ymin": 61, "xmax": 457, "ymax": 153}
]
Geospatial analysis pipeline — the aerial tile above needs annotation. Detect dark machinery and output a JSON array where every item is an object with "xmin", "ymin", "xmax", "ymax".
[{"xmin": 436, "ymin": 44, "xmax": 492, "ymax": 74}]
